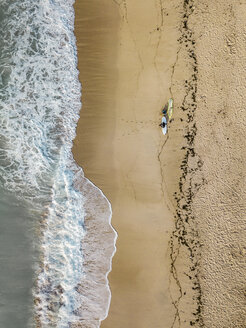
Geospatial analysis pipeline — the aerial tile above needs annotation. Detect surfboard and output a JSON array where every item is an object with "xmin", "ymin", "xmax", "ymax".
[
  {"xmin": 167, "ymin": 98, "xmax": 173, "ymax": 120},
  {"xmin": 161, "ymin": 116, "xmax": 167, "ymax": 135}
]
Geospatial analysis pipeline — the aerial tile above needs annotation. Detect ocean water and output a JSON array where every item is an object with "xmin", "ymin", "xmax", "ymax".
[
  {"xmin": 0, "ymin": 187, "xmax": 35, "ymax": 328},
  {"xmin": 0, "ymin": 0, "xmax": 116, "ymax": 327}
]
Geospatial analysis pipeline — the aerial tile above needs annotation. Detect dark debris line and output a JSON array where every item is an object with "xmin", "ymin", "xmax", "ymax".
[{"xmin": 169, "ymin": 1, "xmax": 205, "ymax": 327}]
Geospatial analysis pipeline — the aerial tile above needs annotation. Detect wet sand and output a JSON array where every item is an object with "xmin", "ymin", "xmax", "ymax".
[
  {"xmin": 73, "ymin": 0, "xmax": 246, "ymax": 327},
  {"xmin": 73, "ymin": 0, "xmax": 184, "ymax": 326}
]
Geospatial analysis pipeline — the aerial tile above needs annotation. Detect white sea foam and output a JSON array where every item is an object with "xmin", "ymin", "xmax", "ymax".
[{"xmin": 0, "ymin": 0, "xmax": 117, "ymax": 327}]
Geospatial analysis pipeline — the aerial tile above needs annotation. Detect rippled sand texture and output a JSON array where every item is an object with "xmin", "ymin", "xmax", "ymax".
[
  {"xmin": 74, "ymin": 0, "xmax": 246, "ymax": 327},
  {"xmin": 191, "ymin": 1, "xmax": 246, "ymax": 327}
]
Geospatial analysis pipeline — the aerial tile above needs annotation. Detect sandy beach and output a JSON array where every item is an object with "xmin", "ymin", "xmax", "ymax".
[
  {"xmin": 73, "ymin": 0, "xmax": 246, "ymax": 327},
  {"xmin": 73, "ymin": 0, "xmax": 183, "ymax": 326}
]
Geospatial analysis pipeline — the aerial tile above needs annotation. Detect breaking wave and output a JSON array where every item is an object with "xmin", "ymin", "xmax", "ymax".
[{"xmin": 0, "ymin": 0, "xmax": 116, "ymax": 327}]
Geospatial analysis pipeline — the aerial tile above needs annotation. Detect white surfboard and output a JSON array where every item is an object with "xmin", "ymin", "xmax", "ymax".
[{"xmin": 161, "ymin": 116, "xmax": 167, "ymax": 135}]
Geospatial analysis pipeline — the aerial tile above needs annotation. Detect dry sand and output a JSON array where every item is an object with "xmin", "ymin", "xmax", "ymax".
[
  {"xmin": 73, "ymin": 0, "xmax": 246, "ymax": 327},
  {"xmin": 190, "ymin": 2, "xmax": 246, "ymax": 327}
]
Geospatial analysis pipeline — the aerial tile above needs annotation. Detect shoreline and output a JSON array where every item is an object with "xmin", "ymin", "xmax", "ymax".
[
  {"xmin": 73, "ymin": 0, "xmax": 120, "ymax": 326},
  {"xmin": 73, "ymin": 170, "xmax": 117, "ymax": 326}
]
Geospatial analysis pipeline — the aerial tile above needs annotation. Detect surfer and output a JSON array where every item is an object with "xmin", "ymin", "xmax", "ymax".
[{"xmin": 159, "ymin": 121, "xmax": 166, "ymax": 128}]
